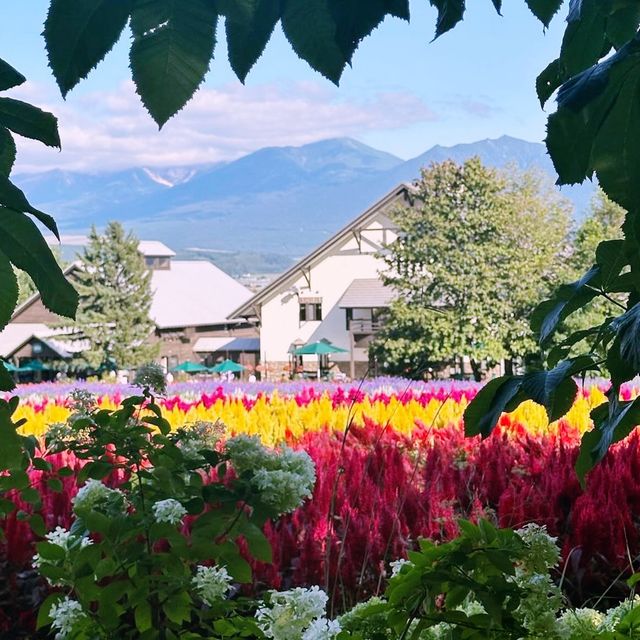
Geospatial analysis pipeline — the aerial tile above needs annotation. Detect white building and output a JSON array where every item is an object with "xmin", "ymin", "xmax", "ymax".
[{"xmin": 229, "ymin": 184, "xmax": 410, "ymax": 379}]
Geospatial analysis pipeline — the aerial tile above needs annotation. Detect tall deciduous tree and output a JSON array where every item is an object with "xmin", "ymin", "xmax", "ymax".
[
  {"xmin": 72, "ymin": 222, "xmax": 157, "ymax": 370},
  {"xmin": 371, "ymin": 158, "xmax": 571, "ymax": 380}
]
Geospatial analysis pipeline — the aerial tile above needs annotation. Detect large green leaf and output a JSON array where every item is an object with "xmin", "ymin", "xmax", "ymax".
[
  {"xmin": 609, "ymin": 302, "xmax": 640, "ymax": 371},
  {"xmin": 0, "ymin": 98, "xmax": 60, "ymax": 148},
  {"xmin": 44, "ymin": 0, "xmax": 133, "ymax": 97},
  {"xmin": 0, "ymin": 128, "xmax": 16, "ymax": 178},
  {"xmin": 519, "ymin": 356, "xmax": 595, "ymax": 422},
  {"xmin": 530, "ymin": 265, "xmax": 600, "ymax": 345},
  {"xmin": 0, "ymin": 59, "xmax": 26, "ymax": 92},
  {"xmin": 0, "ymin": 175, "xmax": 59, "ymax": 238},
  {"xmin": 329, "ymin": 0, "xmax": 409, "ymax": 63},
  {"xmin": 281, "ymin": 0, "xmax": 347, "ymax": 83},
  {"xmin": 130, "ymin": 0, "xmax": 217, "ymax": 127},
  {"xmin": 576, "ymin": 396, "xmax": 640, "ymax": 482},
  {"xmin": 524, "ymin": 0, "xmax": 564, "ymax": 28},
  {"xmin": 0, "ymin": 208, "xmax": 77, "ymax": 318},
  {"xmin": 464, "ymin": 376, "xmax": 522, "ymax": 438},
  {"xmin": 595, "ymin": 239, "xmax": 627, "ymax": 289},
  {"xmin": 429, "ymin": 0, "xmax": 466, "ymax": 39},
  {"xmin": 0, "ymin": 400, "xmax": 24, "ymax": 469},
  {"xmin": 225, "ymin": 0, "xmax": 281, "ymax": 82},
  {"xmin": 0, "ymin": 249, "xmax": 18, "ymax": 330},
  {"xmin": 537, "ymin": 58, "xmax": 562, "ymax": 106}
]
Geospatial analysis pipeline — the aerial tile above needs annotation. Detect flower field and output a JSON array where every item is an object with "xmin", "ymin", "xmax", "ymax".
[{"xmin": 2, "ymin": 378, "xmax": 640, "ymax": 633}]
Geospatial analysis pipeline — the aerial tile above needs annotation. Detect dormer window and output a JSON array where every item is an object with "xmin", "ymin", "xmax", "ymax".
[
  {"xmin": 138, "ymin": 241, "xmax": 175, "ymax": 270},
  {"xmin": 144, "ymin": 256, "xmax": 171, "ymax": 270}
]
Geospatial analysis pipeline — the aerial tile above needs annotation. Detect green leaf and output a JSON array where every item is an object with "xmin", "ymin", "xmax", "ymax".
[
  {"xmin": 547, "ymin": 326, "xmax": 603, "ymax": 367},
  {"xmin": 134, "ymin": 601, "xmax": 152, "ymax": 633},
  {"xmin": 243, "ymin": 522, "xmax": 273, "ymax": 563},
  {"xmin": 0, "ymin": 402, "xmax": 24, "ymax": 469},
  {"xmin": 0, "ymin": 97, "xmax": 60, "ymax": 148},
  {"xmin": 0, "ymin": 128, "xmax": 16, "ymax": 177},
  {"xmin": 537, "ymin": 58, "xmax": 562, "ymax": 106},
  {"xmin": 36, "ymin": 592, "xmax": 64, "ymax": 630},
  {"xmin": 0, "ymin": 59, "xmax": 26, "ymax": 91},
  {"xmin": 47, "ymin": 477, "xmax": 63, "ymax": 492},
  {"xmin": 463, "ymin": 376, "xmax": 522, "ymax": 438},
  {"xmin": 281, "ymin": 0, "xmax": 347, "ymax": 83},
  {"xmin": 596, "ymin": 239, "xmax": 627, "ymax": 289},
  {"xmin": 0, "ymin": 362, "xmax": 16, "ymax": 392},
  {"xmin": 130, "ymin": 0, "xmax": 218, "ymax": 127},
  {"xmin": 29, "ymin": 513, "xmax": 47, "ymax": 537},
  {"xmin": 45, "ymin": 0, "xmax": 133, "ymax": 97},
  {"xmin": 559, "ymin": 0, "xmax": 609, "ymax": 78},
  {"xmin": 429, "ymin": 0, "xmax": 465, "ymax": 39},
  {"xmin": 36, "ymin": 541, "xmax": 67, "ymax": 562},
  {"xmin": 0, "ymin": 175, "xmax": 59, "ymax": 238},
  {"xmin": 226, "ymin": 0, "xmax": 281, "ymax": 82},
  {"xmin": 0, "ymin": 207, "xmax": 78, "ymax": 318},
  {"xmin": 531, "ymin": 265, "xmax": 600, "ymax": 345},
  {"xmin": 163, "ymin": 590, "xmax": 191, "ymax": 624},
  {"xmin": 609, "ymin": 302, "xmax": 640, "ymax": 372},
  {"xmin": 329, "ymin": 0, "xmax": 409, "ymax": 64},
  {"xmin": 520, "ymin": 356, "xmax": 596, "ymax": 422},
  {"xmin": 524, "ymin": 0, "xmax": 563, "ymax": 27},
  {"xmin": 0, "ymin": 248, "xmax": 18, "ymax": 330},
  {"xmin": 576, "ymin": 396, "xmax": 640, "ymax": 481},
  {"xmin": 607, "ymin": 3, "xmax": 640, "ymax": 49}
]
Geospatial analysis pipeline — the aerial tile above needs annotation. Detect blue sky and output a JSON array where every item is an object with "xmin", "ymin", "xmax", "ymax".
[{"xmin": 3, "ymin": 1, "xmax": 565, "ymax": 172}]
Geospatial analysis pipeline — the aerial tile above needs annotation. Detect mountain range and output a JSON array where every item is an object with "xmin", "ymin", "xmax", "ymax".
[{"xmin": 14, "ymin": 135, "xmax": 596, "ymax": 275}]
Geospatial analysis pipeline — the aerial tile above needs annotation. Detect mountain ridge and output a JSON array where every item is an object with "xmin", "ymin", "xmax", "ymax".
[{"xmin": 15, "ymin": 135, "xmax": 596, "ymax": 274}]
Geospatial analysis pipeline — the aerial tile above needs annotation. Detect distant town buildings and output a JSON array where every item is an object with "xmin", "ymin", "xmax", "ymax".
[{"xmin": 0, "ymin": 184, "xmax": 411, "ymax": 380}]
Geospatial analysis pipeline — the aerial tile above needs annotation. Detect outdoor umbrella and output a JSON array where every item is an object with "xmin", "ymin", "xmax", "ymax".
[
  {"xmin": 2, "ymin": 360, "xmax": 17, "ymax": 372},
  {"xmin": 18, "ymin": 360, "xmax": 51, "ymax": 372},
  {"xmin": 293, "ymin": 341, "xmax": 348, "ymax": 378},
  {"xmin": 171, "ymin": 361, "xmax": 208, "ymax": 374},
  {"xmin": 210, "ymin": 359, "xmax": 245, "ymax": 374}
]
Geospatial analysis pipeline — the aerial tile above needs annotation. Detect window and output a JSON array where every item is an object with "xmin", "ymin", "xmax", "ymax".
[
  {"xmin": 299, "ymin": 302, "xmax": 322, "ymax": 322},
  {"xmin": 346, "ymin": 308, "xmax": 384, "ymax": 330}
]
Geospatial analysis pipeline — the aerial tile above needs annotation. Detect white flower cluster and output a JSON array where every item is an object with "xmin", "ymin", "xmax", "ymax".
[
  {"xmin": 72, "ymin": 479, "xmax": 126, "ymax": 514},
  {"xmin": 516, "ymin": 523, "xmax": 561, "ymax": 573},
  {"xmin": 389, "ymin": 558, "xmax": 412, "ymax": 577},
  {"xmin": 256, "ymin": 586, "xmax": 340, "ymax": 640},
  {"xmin": 32, "ymin": 527, "xmax": 92, "ymax": 581},
  {"xmin": 49, "ymin": 596, "xmax": 86, "ymax": 639},
  {"xmin": 556, "ymin": 607, "xmax": 604, "ymax": 638},
  {"xmin": 177, "ymin": 420, "xmax": 225, "ymax": 460},
  {"xmin": 152, "ymin": 498, "xmax": 187, "ymax": 525},
  {"xmin": 192, "ymin": 564, "xmax": 232, "ymax": 605},
  {"xmin": 225, "ymin": 435, "xmax": 316, "ymax": 514}
]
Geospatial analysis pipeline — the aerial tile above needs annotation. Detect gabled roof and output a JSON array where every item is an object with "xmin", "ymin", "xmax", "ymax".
[
  {"xmin": 150, "ymin": 261, "xmax": 252, "ymax": 329},
  {"xmin": 0, "ymin": 324, "xmax": 57, "ymax": 358},
  {"xmin": 338, "ymin": 279, "xmax": 395, "ymax": 308},
  {"xmin": 229, "ymin": 183, "xmax": 412, "ymax": 319},
  {"xmin": 138, "ymin": 241, "xmax": 176, "ymax": 257}
]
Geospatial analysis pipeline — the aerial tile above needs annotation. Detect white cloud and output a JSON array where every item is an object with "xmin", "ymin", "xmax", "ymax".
[{"xmin": 10, "ymin": 80, "xmax": 437, "ymax": 173}]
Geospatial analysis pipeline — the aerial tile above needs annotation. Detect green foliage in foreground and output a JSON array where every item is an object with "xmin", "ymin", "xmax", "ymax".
[{"xmin": 371, "ymin": 158, "xmax": 571, "ymax": 380}]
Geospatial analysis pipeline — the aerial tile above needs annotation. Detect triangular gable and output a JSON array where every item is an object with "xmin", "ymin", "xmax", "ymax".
[{"xmin": 228, "ymin": 183, "xmax": 412, "ymax": 320}]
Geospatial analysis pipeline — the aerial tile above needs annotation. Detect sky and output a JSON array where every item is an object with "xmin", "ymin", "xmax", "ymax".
[{"xmin": 3, "ymin": 1, "xmax": 566, "ymax": 173}]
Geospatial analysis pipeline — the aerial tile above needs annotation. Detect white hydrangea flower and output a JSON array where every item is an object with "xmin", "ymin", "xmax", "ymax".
[
  {"xmin": 72, "ymin": 479, "xmax": 126, "ymax": 514},
  {"xmin": 601, "ymin": 595, "xmax": 640, "ymax": 631},
  {"xmin": 225, "ymin": 435, "xmax": 316, "ymax": 514},
  {"xmin": 192, "ymin": 564, "xmax": 232, "ymax": 605},
  {"xmin": 390, "ymin": 558, "xmax": 412, "ymax": 577},
  {"xmin": 556, "ymin": 608, "xmax": 604, "ymax": 639},
  {"xmin": 302, "ymin": 618, "xmax": 341, "ymax": 640},
  {"xmin": 224, "ymin": 434, "xmax": 269, "ymax": 473},
  {"xmin": 515, "ymin": 523, "xmax": 561, "ymax": 573},
  {"xmin": 152, "ymin": 498, "xmax": 187, "ymax": 525},
  {"xmin": 32, "ymin": 527, "xmax": 92, "ymax": 572},
  {"xmin": 49, "ymin": 597, "xmax": 86, "ymax": 639},
  {"xmin": 256, "ymin": 586, "xmax": 328, "ymax": 640}
]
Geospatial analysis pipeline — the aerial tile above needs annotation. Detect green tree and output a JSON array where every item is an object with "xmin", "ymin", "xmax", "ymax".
[
  {"xmin": 372, "ymin": 159, "xmax": 571, "ymax": 381},
  {"xmin": 71, "ymin": 222, "xmax": 158, "ymax": 370}
]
